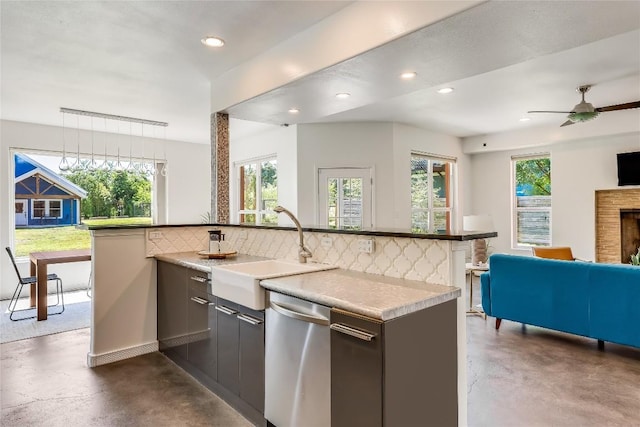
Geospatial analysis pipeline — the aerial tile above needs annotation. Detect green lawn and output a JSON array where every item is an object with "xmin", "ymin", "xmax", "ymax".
[{"xmin": 14, "ymin": 217, "xmax": 152, "ymax": 257}]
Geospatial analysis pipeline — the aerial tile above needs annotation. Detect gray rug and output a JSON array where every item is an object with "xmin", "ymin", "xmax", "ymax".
[{"xmin": 0, "ymin": 292, "xmax": 91, "ymax": 344}]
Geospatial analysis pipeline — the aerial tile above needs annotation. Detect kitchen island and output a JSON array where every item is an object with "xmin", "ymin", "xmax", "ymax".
[
  {"xmin": 156, "ymin": 252, "xmax": 460, "ymax": 427},
  {"xmin": 89, "ymin": 223, "xmax": 489, "ymax": 425}
]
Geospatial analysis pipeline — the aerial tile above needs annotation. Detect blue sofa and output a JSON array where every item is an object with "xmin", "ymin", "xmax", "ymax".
[{"xmin": 481, "ymin": 254, "xmax": 640, "ymax": 349}]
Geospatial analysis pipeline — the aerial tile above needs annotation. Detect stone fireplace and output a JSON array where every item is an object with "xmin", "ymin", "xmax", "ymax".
[
  {"xmin": 595, "ymin": 189, "xmax": 640, "ymax": 263},
  {"xmin": 620, "ymin": 209, "xmax": 640, "ymax": 264}
]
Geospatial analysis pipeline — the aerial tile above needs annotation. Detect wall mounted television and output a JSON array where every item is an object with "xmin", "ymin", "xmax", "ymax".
[{"xmin": 617, "ymin": 151, "xmax": 640, "ymax": 186}]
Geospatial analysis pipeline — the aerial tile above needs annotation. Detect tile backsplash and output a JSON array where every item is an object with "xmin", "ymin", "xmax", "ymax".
[{"xmin": 146, "ymin": 226, "xmax": 452, "ymax": 285}]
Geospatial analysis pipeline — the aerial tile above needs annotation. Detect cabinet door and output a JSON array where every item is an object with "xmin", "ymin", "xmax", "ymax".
[
  {"xmin": 187, "ymin": 272, "xmax": 217, "ymax": 380},
  {"xmin": 216, "ymin": 297, "xmax": 240, "ymax": 394},
  {"xmin": 330, "ymin": 309, "xmax": 383, "ymax": 427},
  {"xmin": 238, "ymin": 307, "xmax": 265, "ymax": 413},
  {"xmin": 157, "ymin": 261, "xmax": 188, "ymax": 361}
]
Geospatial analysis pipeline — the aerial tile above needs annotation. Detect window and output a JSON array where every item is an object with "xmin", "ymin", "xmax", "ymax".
[
  {"xmin": 327, "ymin": 178, "xmax": 362, "ymax": 229},
  {"xmin": 237, "ymin": 157, "xmax": 277, "ymax": 225},
  {"xmin": 31, "ymin": 199, "xmax": 63, "ymax": 219},
  {"xmin": 410, "ymin": 153, "xmax": 455, "ymax": 233},
  {"xmin": 512, "ymin": 154, "xmax": 551, "ymax": 248},
  {"xmin": 13, "ymin": 150, "xmax": 155, "ymax": 257}
]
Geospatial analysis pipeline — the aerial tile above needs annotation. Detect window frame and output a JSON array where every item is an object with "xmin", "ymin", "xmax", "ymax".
[
  {"xmin": 30, "ymin": 199, "xmax": 63, "ymax": 219},
  {"xmin": 410, "ymin": 152, "xmax": 456, "ymax": 233},
  {"xmin": 511, "ymin": 153, "xmax": 552, "ymax": 249},
  {"xmin": 235, "ymin": 155, "xmax": 278, "ymax": 225}
]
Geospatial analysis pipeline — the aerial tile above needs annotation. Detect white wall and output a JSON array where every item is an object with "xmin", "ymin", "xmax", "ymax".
[
  {"xmin": 0, "ymin": 119, "xmax": 210, "ymax": 299},
  {"xmin": 467, "ymin": 128, "xmax": 640, "ymax": 261},
  {"xmin": 296, "ymin": 122, "xmax": 395, "ymax": 227},
  {"xmin": 392, "ymin": 123, "xmax": 468, "ymax": 229},
  {"xmin": 161, "ymin": 136, "xmax": 210, "ymax": 224},
  {"xmin": 229, "ymin": 122, "xmax": 297, "ymax": 224},
  {"xmin": 231, "ymin": 121, "xmax": 470, "ymax": 230}
]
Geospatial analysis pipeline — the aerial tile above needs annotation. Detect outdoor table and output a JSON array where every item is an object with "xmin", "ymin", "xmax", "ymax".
[{"xmin": 29, "ymin": 248, "xmax": 91, "ymax": 321}]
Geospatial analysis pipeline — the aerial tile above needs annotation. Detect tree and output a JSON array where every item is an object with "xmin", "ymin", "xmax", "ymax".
[
  {"xmin": 65, "ymin": 169, "xmax": 151, "ymax": 218},
  {"xmin": 515, "ymin": 158, "xmax": 551, "ymax": 196}
]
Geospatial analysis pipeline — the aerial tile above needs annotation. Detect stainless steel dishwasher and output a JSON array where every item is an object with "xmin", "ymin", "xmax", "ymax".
[{"xmin": 265, "ymin": 291, "xmax": 331, "ymax": 427}]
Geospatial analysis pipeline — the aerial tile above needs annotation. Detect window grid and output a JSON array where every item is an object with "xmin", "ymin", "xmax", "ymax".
[
  {"xmin": 31, "ymin": 199, "xmax": 63, "ymax": 219},
  {"xmin": 327, "ymin": 177, "xmax": 363, "ymax": 230},
  {"xmin": 410, "ymin": 154, "xmax": 454, "ymax": 233},
  {"xmin": 237, "ymin": 157, "xmax": 277, "ymax": 225},
  {"xmin": 512, "ymin": 155, "xmax": 551, "ymax": 248}
]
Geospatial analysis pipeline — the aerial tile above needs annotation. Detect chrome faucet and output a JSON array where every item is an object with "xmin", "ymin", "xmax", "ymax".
[{"xmin": 274, "ymin": 205, "xmax": 312, "ymax": 263}]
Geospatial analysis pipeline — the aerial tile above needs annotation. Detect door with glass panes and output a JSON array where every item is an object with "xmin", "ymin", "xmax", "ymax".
[{"xmin": 318, "ymin": 168, "xmax": 372, "ymax": 229}]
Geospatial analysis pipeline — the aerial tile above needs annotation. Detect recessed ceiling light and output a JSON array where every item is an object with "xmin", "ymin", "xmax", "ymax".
[
  {"xmin": 437, "ymin": 87, "xmax": 454, "ymax": 94},
  {"xmin": 288, "ymin": 108, "xmax": 299, "ymax": 114},
  {"xmin": 201, "ymin": 36, "xmax": 225, "ymax": 47},
  {"xmin": 519, "ymin": 117, "xmax": 531, "ymax": 122},
  {"xmin": 335, "ymin": 93, "xmax": 351, "ymax": 99},
  {"xmin": 400, "ymin": 71, "xmax": 417, "ymax": 79}
]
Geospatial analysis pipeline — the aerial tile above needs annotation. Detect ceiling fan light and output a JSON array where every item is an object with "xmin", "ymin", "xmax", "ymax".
[{"xmin": 568, "ymin": 111, "xmax": 599, "ymax": 123}]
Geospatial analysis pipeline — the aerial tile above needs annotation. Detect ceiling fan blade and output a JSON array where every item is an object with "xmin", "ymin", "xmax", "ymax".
[
  {"xmin": 560, "ymin": 120, "xmax": 575, "ymax": 127},
  {"xmin": 527, "ymin": 110, "xmax": 573, "ymax": 114},
  {"xmin": 595, "ymin": 101, "xmax": 640, "ymax": 112}
]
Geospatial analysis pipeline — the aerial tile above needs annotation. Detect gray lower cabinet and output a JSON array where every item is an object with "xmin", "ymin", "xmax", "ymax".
[
  {"xmin": 187, "ymin": 273, "xmax": 217, "ymax": 380},
  {"xmin": 216, "ymin": 298, "xmax": 240, "ymax": 394},
  {"xmin": 157, "ymin": 261, "xmax": 265, "ymax": 426},
  {"xmin": 331, "ymin": 299, "xmax": 458, "ymax": 427},
  {"xmin": 157, "ymin": 261, "xmax": 188, "ymax": 361},
  {"xmin": 238, "ymin": 306, "xmax": 265, "ymax": 414}
]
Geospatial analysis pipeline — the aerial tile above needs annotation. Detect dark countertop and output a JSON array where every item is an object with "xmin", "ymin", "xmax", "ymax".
[{"xmin": 89, "ymin": 222, "xmax": 496, "ymax": 241}]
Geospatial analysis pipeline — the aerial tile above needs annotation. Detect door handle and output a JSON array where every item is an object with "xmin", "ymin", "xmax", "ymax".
[
  {"xmin": 189, "ymin": 276, "xmax": 209, "ymax": 283},
  {"xmin": 190, "ymin": 296, "xmax": 214, "ymax": 306},
  {"xmin": 330, "ymin": 323, "xmax": 377, "ymax": 342},
  {"xmin": 237, "ymin": 313, "xmax": 264, "ymax": 326}
]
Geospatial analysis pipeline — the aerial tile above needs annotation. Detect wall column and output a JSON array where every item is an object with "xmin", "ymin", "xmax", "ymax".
[{"xmin": 211, "ymin": 112, "xmax": 229, "ymax": 223}]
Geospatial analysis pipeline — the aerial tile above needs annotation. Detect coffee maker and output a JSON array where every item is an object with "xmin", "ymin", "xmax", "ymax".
[{"xmin": 208, "ymin": 229, "xmax": 226, "ymax": 253}]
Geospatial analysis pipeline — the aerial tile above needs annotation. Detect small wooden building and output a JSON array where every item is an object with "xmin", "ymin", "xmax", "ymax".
[{"xmin": 14, "ymin": 154, "xmax": 87, "ymax": 227}]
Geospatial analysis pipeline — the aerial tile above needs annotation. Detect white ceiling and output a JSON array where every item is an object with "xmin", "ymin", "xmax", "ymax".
[{"xmin": 2, "ymin": 1, "xmax": 640, "ymax": 145}]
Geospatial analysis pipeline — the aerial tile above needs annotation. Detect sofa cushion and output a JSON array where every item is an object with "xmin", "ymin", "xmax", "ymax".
[
  {"xmin": 588, "ymin": 262, "xmax": 640, "ymax": 348},
  {"xmin": 487, "ymin": 254, "xmax": 590, "ymax": 336}
]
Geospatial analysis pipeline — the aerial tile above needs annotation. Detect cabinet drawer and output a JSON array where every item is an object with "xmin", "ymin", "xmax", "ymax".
[{"xmin": 187, "ymin": 270, "xmax": 211, "ymax": 293}]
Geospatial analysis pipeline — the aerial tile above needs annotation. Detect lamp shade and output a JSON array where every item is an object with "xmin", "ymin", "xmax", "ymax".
[{"xmin": 463, "ymin": 215, "xmax": 494, "ymax": 232}]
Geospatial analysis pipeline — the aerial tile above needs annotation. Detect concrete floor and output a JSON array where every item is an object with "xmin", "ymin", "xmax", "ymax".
[
  {"xmin": 1, "ymin": 278, "xmax": 639, "ymax": 426},
  {"xmin": 0, "ymin": 329, "xmax": 251, "ymax": 427}
]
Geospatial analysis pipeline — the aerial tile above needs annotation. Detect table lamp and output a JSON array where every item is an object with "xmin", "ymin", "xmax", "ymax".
[{"xmin": 463, "ymin": 214, "xmax": 494, "ymax": 266}]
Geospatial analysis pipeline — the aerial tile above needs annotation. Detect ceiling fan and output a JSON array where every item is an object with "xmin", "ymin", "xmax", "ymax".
[{"xmin": 528, "ymin": 85, "xmax": 640, "ymax": 127}]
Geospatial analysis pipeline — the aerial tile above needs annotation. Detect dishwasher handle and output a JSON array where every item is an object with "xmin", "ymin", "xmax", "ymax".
[
  {"xmin": 270, "ymin": 301, "xmax": 329, "ymax": 326},
  {"xmin": 330, "ymin": 323, "xmax": 377, "ymax": 342}
]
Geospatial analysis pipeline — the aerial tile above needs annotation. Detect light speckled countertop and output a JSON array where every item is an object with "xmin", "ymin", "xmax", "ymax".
[
  {"xmin": 156, "ymin": 252, "xmax": 460, "ymax": 321},
  {"xmin": 261, "ymin": 269, "xmax": 460, "ymax": 321},
  {"xmin": 155, "ymin": 252, "xmax": 269, "ymax": 272}
]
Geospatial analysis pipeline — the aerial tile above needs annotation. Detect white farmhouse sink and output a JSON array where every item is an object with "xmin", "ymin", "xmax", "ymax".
[{"xmin": 210, "ymin": 260, "xmax": 337, "ymax": 310}]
